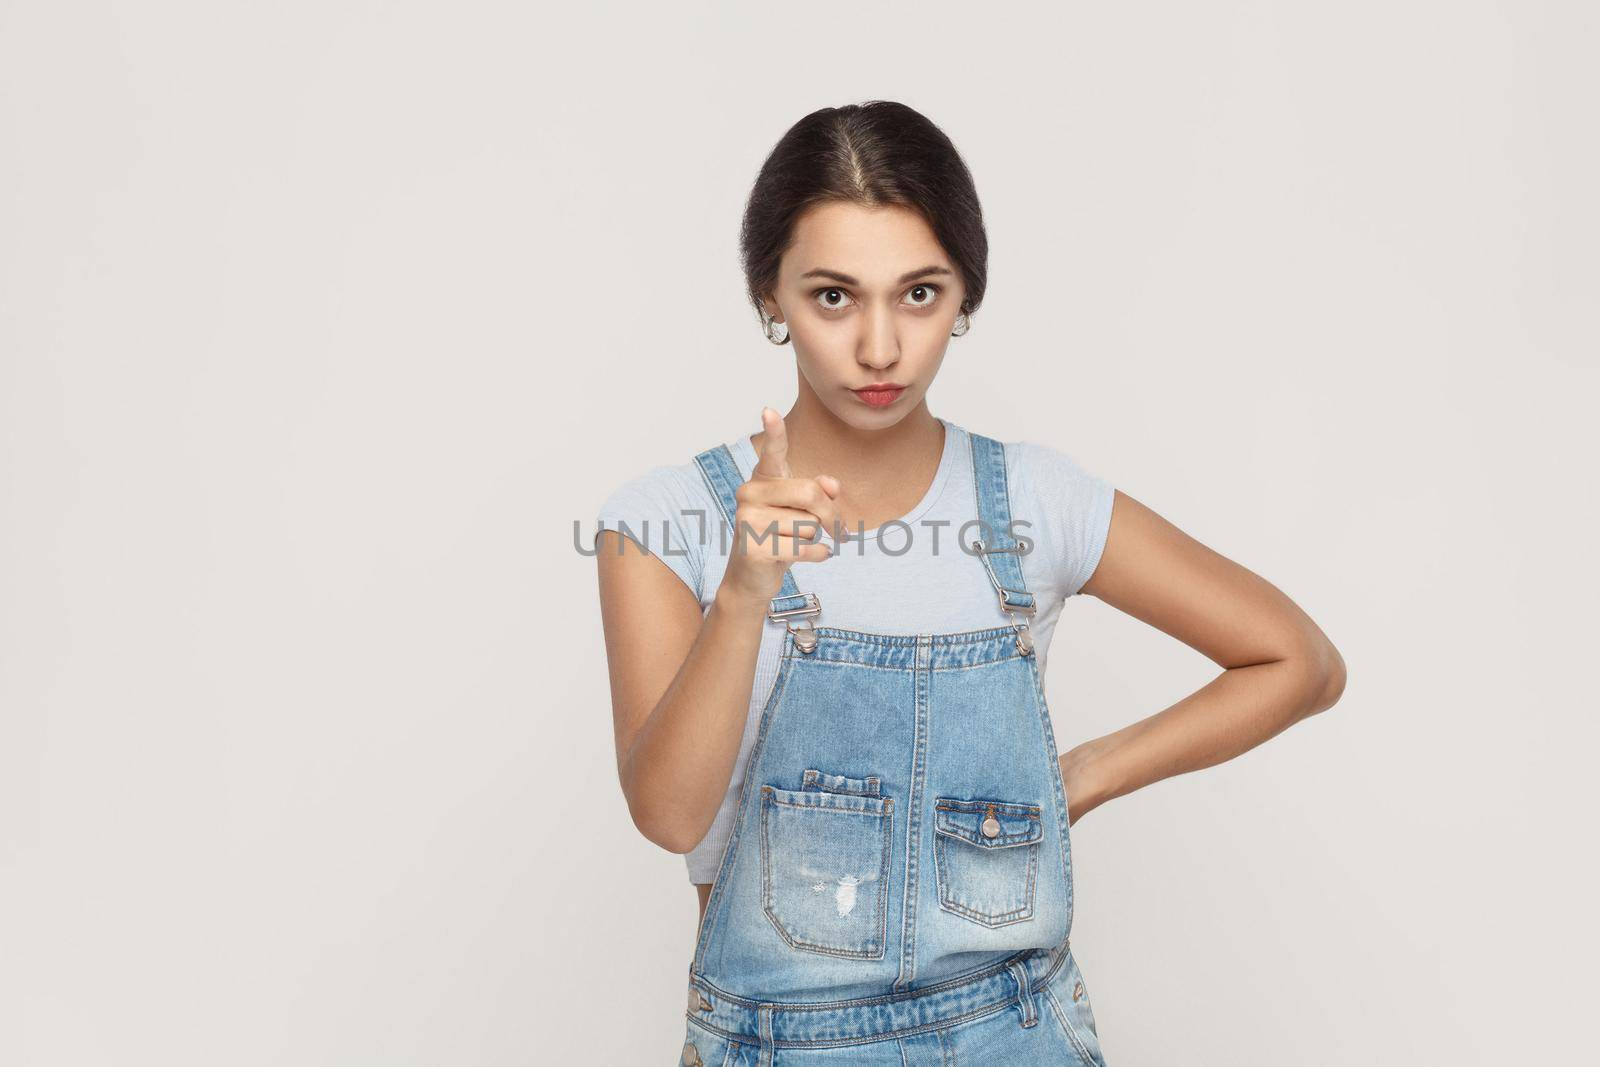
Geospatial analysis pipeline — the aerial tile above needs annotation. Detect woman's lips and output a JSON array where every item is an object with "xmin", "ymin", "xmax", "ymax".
[{"xmin": 852, "ymin": 385, "xmax": 905, "ymax": 408}]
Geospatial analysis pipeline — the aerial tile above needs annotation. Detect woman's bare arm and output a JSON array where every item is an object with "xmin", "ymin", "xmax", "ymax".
[
  {"xmin": 598, "ymin": 409, "xmax": 841, "ymax": 857},
  {"xmin": 597, "ymin": 533, "xmax": 772, "ymax": 855},
  {"xmin": 1060, "ymin": 490, "xmax": 1348, "ymax": 822}
]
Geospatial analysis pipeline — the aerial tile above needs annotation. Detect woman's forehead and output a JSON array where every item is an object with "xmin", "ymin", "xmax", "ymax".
[{"xmin": 783, "ymin": 202, "xmax": 950, "ymax": 283}]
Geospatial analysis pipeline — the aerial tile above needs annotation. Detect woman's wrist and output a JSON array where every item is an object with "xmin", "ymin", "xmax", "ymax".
[
  {"xmin": 1060, "ymin": 737, "xmax": 1118, "ymax": 824},
  {"xmin": 712, "ymin": 579, "xmax": 775, "ymax": 620}
]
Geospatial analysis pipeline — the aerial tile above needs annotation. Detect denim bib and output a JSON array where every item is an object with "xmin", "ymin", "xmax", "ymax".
[{"xmin": 677, "ymin": 432, "xmax": 1109, "ymax": 1067}]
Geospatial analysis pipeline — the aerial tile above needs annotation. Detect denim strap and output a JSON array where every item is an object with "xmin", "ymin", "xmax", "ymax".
[
  {"xmin": 968, "ymin": 432, "xmax": 1038, "ymax": 654},
  {"xmin": 693, "ymin": 443, "xmax": 816, "ymax": 634}
]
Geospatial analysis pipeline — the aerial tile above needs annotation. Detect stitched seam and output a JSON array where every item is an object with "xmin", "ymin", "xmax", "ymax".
[
  {"xmin": 1023, "ymin": 651, "xmax": 1076, "ymax": 933},
  {"xmin": 894, "ymin": 640, "xmax": 930, "ymax": 989},
  {"xmin": 685, "ymin": 949, "xmax": 1071, "ymax": 1045},
  {"xmin": 1044, "ymin": 985, "xmax": 1098, "ymax": 1067},
  {"xmin": 787, "ymin": 623, "xmax": 1029, "ymax": 646},
  {"xmin": 693, "ymin": 946, "xmax": 1043, "ymax": 1011},
  {"xmin": 775, "ymin": 655, "xmax": 1026, "ymax": 674},
  {"xmin": 691, "ymin": 649, "xmax": 797, "ymax": 972},
  {"xmin": 765, "ymin": 787, "xmax": 893, "ymax": 815},
  {"xmin": 772, "ymin": 1000, "xmax": 1016, "ymax": 1050}
]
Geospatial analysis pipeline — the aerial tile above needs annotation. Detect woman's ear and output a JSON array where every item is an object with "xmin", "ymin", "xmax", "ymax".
[{"xmin": 760, "ymin": 294, "xmax": 784, "ymax": 325}]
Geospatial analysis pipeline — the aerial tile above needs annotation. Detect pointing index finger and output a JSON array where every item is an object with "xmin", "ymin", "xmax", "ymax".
[{"xmin": 753, "ymin": 406, "xmax": 791, "ymax": 480}]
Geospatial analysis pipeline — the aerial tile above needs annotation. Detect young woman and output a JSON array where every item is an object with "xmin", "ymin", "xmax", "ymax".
[{"xmin": 594, "ymin": 101, "xmax": 1345, "ymax": 1066}]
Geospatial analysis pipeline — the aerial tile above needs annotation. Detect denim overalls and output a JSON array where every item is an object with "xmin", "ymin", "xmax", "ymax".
[{"xmin": 677, "ymin": 431, "xmax": 1109, "ymax": 1066}]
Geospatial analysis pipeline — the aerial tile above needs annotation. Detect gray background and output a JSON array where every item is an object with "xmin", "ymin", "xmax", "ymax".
[{"xmin": 2, "ymin": 2, "xmax": 1595, "ymax": 1063}]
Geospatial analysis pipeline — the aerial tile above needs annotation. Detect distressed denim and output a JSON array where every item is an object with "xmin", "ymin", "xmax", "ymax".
[{"xmin": 678, "ymin": 433, "xmax": 1110, "ymax": 1066}]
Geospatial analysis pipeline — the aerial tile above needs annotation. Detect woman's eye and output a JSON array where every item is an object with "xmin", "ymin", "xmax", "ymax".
[
  {"xmin": 814, "ymin": 288, "xmax": 854, "ymax": 312},
  {"xmin": 812, "ymin": 285, "xmax": 941, "ymax": 312}
]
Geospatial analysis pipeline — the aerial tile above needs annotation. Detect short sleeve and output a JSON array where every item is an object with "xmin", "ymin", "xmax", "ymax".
[
  {"xmin": 1014, "ymin": 441, "xmax": 1116, "ymax": 598},
  {"xmin": 593, "ymin": 463, "xmax": 712, "ymax": 602}
]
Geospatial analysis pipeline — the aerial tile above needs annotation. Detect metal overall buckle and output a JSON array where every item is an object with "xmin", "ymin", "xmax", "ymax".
[
  {"xmin": 768, "ymin": 590, "xmax": 822, "ymax": 654},
  {"xmin": 972, "ymin": 538, "xmax": 1037, "ymax": 656}
]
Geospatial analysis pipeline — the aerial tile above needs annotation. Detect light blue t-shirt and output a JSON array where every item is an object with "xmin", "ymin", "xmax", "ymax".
[{"xmin": 594, "ymin": 417, "xmax": 1116, "ymax": 883}]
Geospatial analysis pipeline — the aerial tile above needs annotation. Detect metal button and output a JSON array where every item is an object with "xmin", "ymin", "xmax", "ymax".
[
  {"xmin": 687, "ymin": 986, "xmax": 711, "ymax": 1012},
  {"xmin": 681, "ymin": 1040, "xmax": 702, "ymax": 1066},
  {"xmin": 972, "ymin": 809, "xmax": 998, "ymax": 844},
  {"xmin": 1073, "ymin": 980, "xmax": 1085, "ymax": 1002}
]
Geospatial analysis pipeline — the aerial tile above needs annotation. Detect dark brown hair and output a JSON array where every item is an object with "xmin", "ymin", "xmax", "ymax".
[{"xmin": 740, "ymin": 100, "xmax": 988, "ymax": 344}]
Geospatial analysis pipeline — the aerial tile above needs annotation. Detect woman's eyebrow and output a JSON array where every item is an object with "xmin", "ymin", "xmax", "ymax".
[{"xmin": 799, "ymin": 265, "xmax": 954, "ymax": 286}]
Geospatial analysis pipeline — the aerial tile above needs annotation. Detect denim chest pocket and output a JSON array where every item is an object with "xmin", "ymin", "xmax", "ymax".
[
  {"xmin": 759, "ymin": 776, "xmax": 893, "ymax": 959},
  {"xmin": 932, "ymin": 796, "xmax": 1043, "ymax": 927}
]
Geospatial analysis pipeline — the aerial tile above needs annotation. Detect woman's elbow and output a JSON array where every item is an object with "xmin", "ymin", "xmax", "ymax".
[
  {"xmin": 632, "ymin": 815, "xmax": 700, "ymax": 855},
  {"xmin": 622, "ymin": 776, "xmax": 707, "ymax": 855},
  {"xmin": 1302, "ymin": 638, "xmax": 1347, "ymax": 718}
]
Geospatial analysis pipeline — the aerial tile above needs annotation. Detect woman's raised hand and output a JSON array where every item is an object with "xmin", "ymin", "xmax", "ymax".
[{"xmin": 721, "ymin": 407, "xmax": 844, "ymax": 605}]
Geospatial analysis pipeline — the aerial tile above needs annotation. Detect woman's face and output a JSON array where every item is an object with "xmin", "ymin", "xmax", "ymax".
[{"xmin": 762, "ymin": 200, "xmax": 967, "ymax": 429}]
